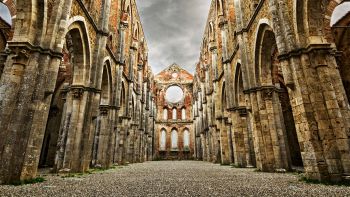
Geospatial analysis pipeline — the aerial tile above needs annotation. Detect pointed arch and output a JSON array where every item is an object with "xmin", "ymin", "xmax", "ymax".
[
  {"xmin": 183, "ymin": 128, "xmax": 190, "ymax": 148},
  {"xmin": 120, "ymin": 82, "xmax": 126, "ymax": 115},
  {"xmin": 181, "ymin": 107, "xmax": 186, "ymax": 120},
  {"xmin": 221, "ymin": 81, "xmax": 226, "ymax": 112},
  {"xmin": 254, "ymin": 21, "xmax": 276, "ymax": 86},
  {"xmin": 163, "ymin": 107, "xmax": 168, "ymax": 120},
  {"xmin": 254, "ymin": 20, "xmax": 303, "ymax": 169},
  {"xmin": 100, "ymin": 61, "xmax": 112, "ymax": 105},
  {"xmin": 234, "ymin": 63, "xmax": 245, "ymax": 107},
  {"xmin": 171, "ymin": 128, "xmax": 178, "ymax": 150},
  {"xmin": 160, "ymin": 128, "xmax": 167, "ymax": 151},
  {"xmin": 0, "ymin": 2, "xmax": 13, "ymax": 26},
  {"xmin": 209, "ymin": 21, "xmax": 215, "ymax": 41},
  {"xmin": 172, "ymin": 107, "xmax": 177, "ymax": 120},
  {"xmin": 64, "ymin": 17, "xmax": 92, "ymax": 86},
  {"xmin": 216, "ymin": 0, "xmax": 224, "ymax": 16},
  {"xmin": 294, "ymin": 0, "xmax": 345, "ymax": 45},
  {"xmin": 330, "ymin": 2, "xmax": 350, "ymax": 103}
]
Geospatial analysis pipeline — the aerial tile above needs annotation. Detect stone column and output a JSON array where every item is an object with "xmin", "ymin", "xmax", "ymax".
[
  {"xmin": 231, "ymin": 111, "xmax": 246, "ymax": 167},
  {"xmin": 0, "ymin": 45, "xmax": 65, "ymax": 183},
  {"xmin": 226, "ymin": 122, "xmax": 234, "ymax": 165},
  {"xmin": 117, "ymin": 117, "xmax": 128, "ymax": 165},
  {"xmin": 201, "ymin": 132, "xmax": 207, "ymax": 161},
  {"xmin": 219, "ymin": 118, "xmax": 230, "ymax": 165},
  {"xmin": 95, "ymin": 106, "xmax": 115, "ymax": 168}
]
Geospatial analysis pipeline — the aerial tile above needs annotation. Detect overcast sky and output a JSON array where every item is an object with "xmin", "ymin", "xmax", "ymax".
[
  {"xmin": 136, "ymin": 0, "xmax": 211, "ymax": 74},
  {"xmin": 0, "ymin": 1, "xmax": 349, "ymax": 75}
]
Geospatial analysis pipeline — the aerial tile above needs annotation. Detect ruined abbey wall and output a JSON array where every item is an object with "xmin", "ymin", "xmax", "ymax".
[
  {"xmin": 0, "ymin": 0, "xmax": 155, "ymax": 184},
  {"xmin": 193, "ymin": 0, "xmax": 350, "ymax": 182},
  {"xmin": 154, "ymin": 64, "xmax": 194, "ymax": 160}
]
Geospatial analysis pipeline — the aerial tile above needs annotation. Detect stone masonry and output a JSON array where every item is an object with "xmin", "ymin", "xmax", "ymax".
[
  {"xmin": 0, "ymin": 0, "xmax": 350, "ymax": 184},
  {"xmin": 193, "ymin": 0, "xmax": 350, "ymax": 182},
  {"xmin": 0, "ymin": 0, "xmax": 155, "ymax": 184}
]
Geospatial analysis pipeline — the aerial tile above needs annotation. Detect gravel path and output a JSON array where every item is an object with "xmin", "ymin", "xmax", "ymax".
[{"xmin": 1, "ymin": 161, "xmax": 349, "ymax": 197}]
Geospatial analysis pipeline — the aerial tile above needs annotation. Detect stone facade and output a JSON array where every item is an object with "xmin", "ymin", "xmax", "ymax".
[
  {"xmin": 154, "ymin": 64, "xmax": 194, "ymax": 160},
  {"xmin": 1, "ymin": 0, "xmax": 350, "ymax": 185},
  {"xmin": 192, "ymin": 0, "xmax": 350, "ymax": 182},
  {"xmin": 0, "ymin": 0, "xmax": 155, "ymax": 184}
]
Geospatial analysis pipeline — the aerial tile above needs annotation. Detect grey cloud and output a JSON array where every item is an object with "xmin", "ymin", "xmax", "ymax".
[{"xmin": 136, "ymin": 0, "xmax": 211, "ymax": 74}]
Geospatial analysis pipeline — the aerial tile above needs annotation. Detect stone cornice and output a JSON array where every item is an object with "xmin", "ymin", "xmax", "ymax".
[
  {"xmin": 278, "ymin": 43, "xmax": 333, "ymax": 61},
  {"xmin": 63, "ymin": 84, "xmax": 102, "ymax": 94},
  {"xmin": 155, "ymin": 120, "xmax": 193, "ymax": 124},
  {"xmin": 7, "ymin": 41, "xmax": 63, "ymax": 58},
  {"xmin": 243, "ymin": 85, "xmax": 285, "ymax": 94}
]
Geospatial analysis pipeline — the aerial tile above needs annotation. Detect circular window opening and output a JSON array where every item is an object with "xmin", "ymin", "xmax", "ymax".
[{"xmin": 165, "ymin": 85, "xmax": 184, "ymax": 103}]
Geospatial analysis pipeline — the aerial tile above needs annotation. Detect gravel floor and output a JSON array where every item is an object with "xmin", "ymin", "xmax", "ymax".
[{"xmin": 1, "ymin": 161, "xmax": 350, "ymax": 197}]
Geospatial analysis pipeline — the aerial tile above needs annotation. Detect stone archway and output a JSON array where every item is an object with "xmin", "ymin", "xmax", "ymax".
[
  {"xmin": 39, "ymin": 28, "xmax": 89, "ymax": 168},
  {"xmin": 160, "ymin": 128, "xmax": 167, "ymax": 151},
  {"xmin": 91, "ymin": 62, "xmax": 113, "ymax": 168},
  {"xmin": 42, "ymin": 20, "xmax": 92, "ymax": 173},
  {"xmin": 254, "ymin": 23, "xmax": 302, "ymax": 171},
  {"xmin": 331, "ymin": 3, "xmax": 350, "ymax": 103},
  {"xmin": 171, "ymin": 129, "xmax": 178, "ymax": 150}
]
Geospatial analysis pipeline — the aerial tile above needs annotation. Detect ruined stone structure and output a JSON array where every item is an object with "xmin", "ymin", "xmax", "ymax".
[
  {"xmin": 193, "ymin": 0, "xmax": 350, "ymax": 182},
  {"xmin": 154, "ymin": 64, "xmax": 194, "ymax": 160},
  {"xmin": 1, "ymin": 0, "xmax": 350, "ymax": 185},
  {"xmin": 0, "ymin": 0, "xmax": 155, "ymax": 184}
]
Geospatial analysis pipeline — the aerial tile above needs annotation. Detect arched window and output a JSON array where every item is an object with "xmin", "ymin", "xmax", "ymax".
[
  {"xmin": 182, "ymin": 108, "xmax": 186, "ymax": 120},
  {"xmin": 171, "ymin": 129, "xmax": 178, "ymax": 149},
  {"xmin": 330, "ymin": 2, "xmax": 350, "ymax": 26},
  {"xmin": 331, "ymin": 3, "xmax": 350, "ymax": 103},
  {"xmin": 172, "ymin": 108, "xmax": 177, "ymax": 120},
  {"xmin": 0, "ymin": 3, "xmax": 12, "ymax": 25},
  {"xmin": 160, "ymin": 129, "xmax": 166, "ymax": 151},
  {"xmin": 163, "ymin": 108, "xmax": 168, "ymax": 120},
  {"xmin": 183, "ymin": 129, "xmax": 190, "ymax": 148},
  {"xmin": 217, "ymin": 0, "xmax": 224, "ymax": 16}
]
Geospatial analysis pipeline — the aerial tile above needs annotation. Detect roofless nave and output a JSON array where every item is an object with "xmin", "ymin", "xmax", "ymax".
[{"xmin": 0, "ymin": 0, "xmax": 350, "ymax": 185}]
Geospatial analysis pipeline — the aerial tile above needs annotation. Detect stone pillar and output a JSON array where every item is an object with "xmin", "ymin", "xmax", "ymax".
[
  {"xmin": 95, "ymin": 106, "xmax": 115, "ymax": 168},
  {"xmin": 200, "ymin": 132, "xmax": 207, "ymax": 161},
  {"xmin": 117, "ymin": 117, "xmax": 129, "ymax": 165},
  {"xmin": 249, "ymin": 92, "xmax": 268, "ymax": 171},
  {"xmin": 285, "ymin": 49, "xmax": 350, "ymax": 181},
  {"xmin": 0, "ymin": 46, "xmax": 63, "ymax": 183},
  {"xmin": 55, "ymin": 86, "xmax": 89, "ymax": 172},
  {"xmin": 231, "ymin": 111, "xmax": 246, "ymax": 167},
  {"xmin": 127, "ymin": 124, "xmax": 135, "ymax": 163},
  {"xmin": 226, "ymin": 122, "xmax": 235, "ymax": 165},
  {"xmin": 219, "ymin": 118, "xmax": 230, "ymax": 165}
]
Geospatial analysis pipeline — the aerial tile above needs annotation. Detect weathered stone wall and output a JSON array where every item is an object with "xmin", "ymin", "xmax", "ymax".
[
  {"xmin": 193, "ymin": 0, "xmax": 350, "ymax": 182},
  {"xmin": 154, "ymin": 64, "xmax": 194, "ymax": 160},
  {"xmin": 0, "ymin": 0, "xmax": 155, "ymax": 184}
]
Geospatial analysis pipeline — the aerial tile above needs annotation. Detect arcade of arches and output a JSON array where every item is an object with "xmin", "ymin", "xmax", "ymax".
[{"xmin": 0, "ymin": 0, "xmax": 350, "ymax": 184}]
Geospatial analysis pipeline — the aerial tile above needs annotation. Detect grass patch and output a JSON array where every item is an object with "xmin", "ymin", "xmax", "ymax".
[
  {"xmin": 299, "ymin": 175, "xmax": 350, "ymax": 186},
  {"xmin": 61, "ymin": 172, "xmax": 85, "ymax": 179},
  {"xmin": 9, "ymin": 177, "xmax": 45, "ymax": 186},
  {"xmin": 60, "ymin": 164, "xmax": 125, "ymax": 179},
  {"xmin": 231, "ymin": 164, "xmax": 244, "ymax": 168}
]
